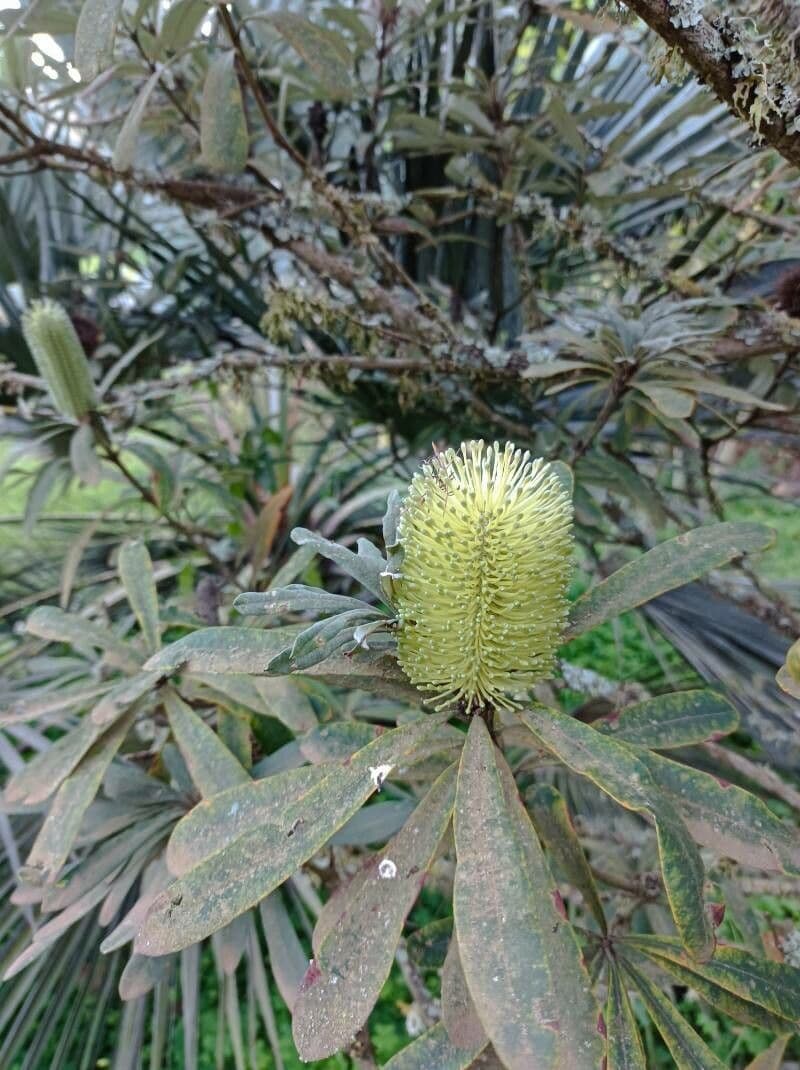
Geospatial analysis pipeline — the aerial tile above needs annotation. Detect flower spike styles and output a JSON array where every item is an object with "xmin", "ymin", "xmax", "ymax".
[{"xmin": 394, "ymin": 441, "xmax": 574, "ymax": 713}]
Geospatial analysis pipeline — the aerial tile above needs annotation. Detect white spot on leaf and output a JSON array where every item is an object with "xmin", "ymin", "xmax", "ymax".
[
  {"xmin": 378, "ymin": 858, "xmax": 397, "ymax": 880},
  {"xmin": 369, "ymin": 764, "xmax": 393, "ymax": 791}
]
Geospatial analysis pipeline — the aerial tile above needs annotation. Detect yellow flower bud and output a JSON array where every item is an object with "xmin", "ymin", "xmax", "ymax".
[
  {"xmin": 21, "ymin": 299, "xmax": 97, "ymax": 421},
  {"xmin": 394, "ymin": 440, "xmax": 573, "ymax": 712}
]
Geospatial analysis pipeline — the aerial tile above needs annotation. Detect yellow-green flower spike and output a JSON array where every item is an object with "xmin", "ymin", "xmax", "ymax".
[
  {"xmin": 394, "ymin": 441, "xmax": 573, "ymax": 713},
  {"xmin": 21, "ymin": 299, "xmax": 97, "ymax": 421}
]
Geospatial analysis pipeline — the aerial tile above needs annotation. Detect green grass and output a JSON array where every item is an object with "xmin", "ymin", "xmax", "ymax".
[
  {"xmin": 561, "ymin": 603, "xmax": 700, "ymax": 695},
  {"xmin": 725, "ymin": 495, "xmax": 800, "ymax": 580}
]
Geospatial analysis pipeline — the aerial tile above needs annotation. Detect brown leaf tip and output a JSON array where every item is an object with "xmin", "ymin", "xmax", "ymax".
[
  {"xmin": 299, "ymin": 959, "xmax": 322, "ymax": 992},
  {"xmin": 708, "ymin": 901, "xmax": 726, "ymax": 929},
  {"xmin": 551, "ymin": 888, "xmax": 568, "ymax": 920}
]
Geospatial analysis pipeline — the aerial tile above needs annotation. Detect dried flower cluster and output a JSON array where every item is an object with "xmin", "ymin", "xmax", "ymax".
[{"xmin": 260, "ymin": 287, "xmax": 378, "ymax": 355}]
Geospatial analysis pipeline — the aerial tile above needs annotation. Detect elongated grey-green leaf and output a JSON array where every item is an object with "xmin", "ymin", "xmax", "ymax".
[
  {"xmin": 453, "ymin": 717, "xmax": 603, "ymax": 1070},
  {"xmin": 442, "ymin": 934, "xmax": 487, "ymax": 1050},
  {"xmin": 602, "ymin": 690, "xmax": 738, "ymax": 749},
  {"xmin": 166, "ymin": 765, "xmax": 329, "ymax": 876},
  {"xmin": 144, "ymin": 625, "xmax": 304, "ymax": 675},
  {"xmin": 113, "ymin": 69, "xmax": 162, "ymax": 172},
  {"xmin": 567, "ymin": 523, "xmax": 774, "ymax": 638},
  {"xmin": 75, "ymin": 0, "xmax": 123, "ymax": 81},
  {"xmin": 527, "ymin": 783, "xmax": 606, "ymax": 933},
  {"xmin": 22, "ymin": 710, "xmax": 136, "ymax": 884},
  {"xmin": 518, "ymin": 705, "xmax": 713, "ymax": 961},
  {"xmin": 292, "ymin": 764, "xmax": 457, "ymax": 1060},
  {"xmin": 164, "ymin": 691, "xmax": 249, "ymax": 798},
  {"xmin": 624, "ymin": 935, "xmax": 800, "ymax": 1026},
  {"xmin": 134, "ymin": 715, "xmax": 447, "ymax": 955},
  {"xmin": 382, "ymin": 1024, "xmax": 488, "ymax": 1070},
  {"xmin": 200, "ymin": 52, "xmax": 248, "ymax": 173},
  {"xmin": 118, "ymin": 540, "xmax": 161, "ymax": 653},
  {"xmin": 5, "ymin": 716, "xmax": 106, "ymax": 806},
  {"xmin": 620, "ymin": 960, "xmax": 727, "ymax": 1070},
  {"xmin": 605, "ymin": 966, "xmax": 647, "ymax": 1070},
  {"xmin": 25, "ymin": 605, "xmax": 136, "ymax": 671},
  {"xmin": 641, "ymin": 750, "xmax": 800, "ymax": 875}
]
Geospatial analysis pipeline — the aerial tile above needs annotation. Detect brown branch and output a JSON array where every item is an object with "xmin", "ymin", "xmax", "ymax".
[
  {"xmin": 346, "ymin": 1028, "xmax": 378, "ymax": 1070},
  {"xmin": 42, "ymin": 329, "xmax": 793, "ymax": 410},
  {"xmin": 740, "ymin": 875, "xmax": 800, "ymax": 895},
  {"xmin": 266, "ymin": 235, "xmax": 436, "ymax": 342},
  {"xmin": 0, "ymin": 366, "xmax": 45, "ymax": 391},
  {"xmin": 468, "ymin": 390, "xmax": 537, "ymax": 440},
  {"xmin": 591, "ymin": 865, "xmax": 662, "ymax": 901},
  {"xmin": 621, "ymin": 1, "xmax": 800, "ymax": 169},
  {"xmin": 216, "ymin": 4, "xmax": 454, "ymax": 340},
  {"xmin": 710, "ymin": 333, "xmax": 796, "ymax": 362},
  {"xmin": 570, "ymin": 365, "xmax": 633, "ymax": 462},
  {"xmin": 2, "ymin": 104, "xmax": 797, "ymax": 388},
  {"xmin": 751, "ymin": 0, "xmax": 800, "ymax": 56},
  {"xmin": 395, "ymin": 941, "xmax": 438, "ymax": 1028},
  {"xmin": 216, "ymin": 347, "xmax": 432, "ymax": 376},
  {"xmin": 703, "ymin": 742, "xmax": 800, "ymax": 813},
  {"xmin": 0, "ymin": 137, "xmax": 266, "ymax": 209},
  {"xmin": 217, "ymin": 5, "xmax": 308, "ymax": 172},
  {"xmin": 0, "ymin": 125, "xmax": 435, "ymax": 344}
]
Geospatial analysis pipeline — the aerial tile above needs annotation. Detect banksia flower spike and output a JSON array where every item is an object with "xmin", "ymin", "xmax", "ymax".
[
  {"xmin": 21, "ymin": 299, "xmax": 97, "ymax": 421},
  {"xmin": 394, "ymin": 441, "xmax": 573, "ymax": 713}
]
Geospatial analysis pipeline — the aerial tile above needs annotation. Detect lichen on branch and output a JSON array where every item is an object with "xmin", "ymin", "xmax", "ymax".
[{"xmin": 621, "ymin": 0, "xmax": 800, "ymax": 167}]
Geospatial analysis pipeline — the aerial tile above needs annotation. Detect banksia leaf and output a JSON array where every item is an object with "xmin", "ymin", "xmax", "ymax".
[
  {"xmin": 394, "ymin": 440, "xmax": 573, "ymax": 712},
  {"xmin": 21, "ymin": 299, "xmax": 97, "ymax": 420},
  {"xmin": 135, "ymin": 715, "xmax": 448, "ymax": 955},
  {"xmin": 200, "ymin": 52, "xmax": 248, "ymax": 174}
]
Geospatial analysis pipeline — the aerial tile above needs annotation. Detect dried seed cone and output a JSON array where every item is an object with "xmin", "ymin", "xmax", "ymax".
[
  {"xmin": 21, "ymin": 299, "xmax": 97, "ymax": 420},
  {"xmin": 395, "ymin": 441, "xmax": 573, "ymax": 712}
]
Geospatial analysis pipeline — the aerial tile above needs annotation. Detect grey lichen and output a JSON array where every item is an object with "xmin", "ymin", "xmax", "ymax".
[
  {"xmin": 704, "ymin": 8, "xmax": 800, "ymax": 138},
  {"xmin": 781, "ymin": 928, "xmax": 800, "ymax": 969},
  {"xmin": 648, "ymin": 38, "xmax": 691, "ymax": 84},
  {"xmin": 668, "ymin": 0, "xmax": 704, "ymax": 29}
]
